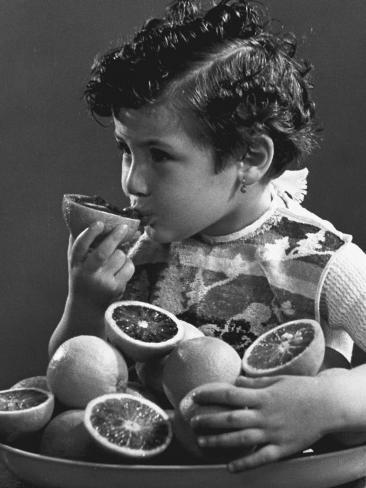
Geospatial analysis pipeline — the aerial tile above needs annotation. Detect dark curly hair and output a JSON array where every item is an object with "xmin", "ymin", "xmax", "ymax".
[{"xmin": 84, "ymin": 0, "xmax": 320, "ymax": 176}]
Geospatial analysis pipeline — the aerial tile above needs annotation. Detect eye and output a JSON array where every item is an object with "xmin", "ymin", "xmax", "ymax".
[{"xmin": 151, "ymin": 148, "xmax": 170, "ymax": 163}]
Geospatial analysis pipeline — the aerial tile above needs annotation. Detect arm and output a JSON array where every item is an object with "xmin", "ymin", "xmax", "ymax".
[
  {"xmin": 190, "ymin": 365, "xmax": 366, "ymax": 472},
  {"xmin": 48, "ymin": 221, "xmax": 135, "ymax": 357}
]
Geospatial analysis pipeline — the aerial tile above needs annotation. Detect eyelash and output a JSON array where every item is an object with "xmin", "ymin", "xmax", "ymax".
[
  {"xmin": 115, "ymin": 141, "xmax": 170, "ymax": 163},
  {"xmin": 150, "ymin": 148, "xmax": 170, "ymax": 163}
]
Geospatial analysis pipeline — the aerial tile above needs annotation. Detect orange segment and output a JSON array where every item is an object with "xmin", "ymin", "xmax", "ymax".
[
  {"xmin": 105, "ymin": 301, "xmax": 184, "ymax": 361},
  {"xmin": 242, "ymin": 319, "xmax": 325, "ymax": 377},
  {"xmin": 62, "ymin": 194, "xmax": 141, "ymax": 240},
  {"xmin": 111, "ymin": 305, "xmax": 178, "ymax": 343},
  {"xmin": 84, "ymin": 393, "xmax": 172, "ymax": 458},
  {"xmin": 0, "ymin": 388, "xmax": 55, "ymax": 441},
  {"xmin": 246, "ymin": 323, "xmax": 314, "ymax": 369}
]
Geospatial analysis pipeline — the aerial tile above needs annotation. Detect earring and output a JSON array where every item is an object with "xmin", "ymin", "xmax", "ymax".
[{"xmin": 240, "ymin": 176, "xmax": 247, "ymax": 193}]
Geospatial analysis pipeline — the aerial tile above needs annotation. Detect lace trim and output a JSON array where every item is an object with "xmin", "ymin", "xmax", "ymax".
[{"xmin": 198, "ymin": 188, "xmax": 283, "ymax": 244}]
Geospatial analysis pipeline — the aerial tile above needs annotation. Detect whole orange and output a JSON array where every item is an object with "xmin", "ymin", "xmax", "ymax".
[
  {"xmin": 40, "ymin": 409, "xmax": 94, "ymax": 460},
  {"xmin": 162, "ymin": 337, "xmax": 241, "ymax": 408},
  {"xmin": 47, "ymin": 335, "xmax": 128, "ymax": 408}
]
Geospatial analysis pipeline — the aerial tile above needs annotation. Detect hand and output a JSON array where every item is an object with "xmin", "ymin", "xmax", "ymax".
[
  {"xmin": 67, "ymin": 221, "xmax": 135, "ymax": 308},
  {"xmin": 191, "ymin": 375, "xmax": 328, "ymax": 472}
]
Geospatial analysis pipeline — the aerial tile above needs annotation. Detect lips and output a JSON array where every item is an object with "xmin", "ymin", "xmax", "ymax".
[
  {"xmin": 128, "ymin": 202, "xmax": 154, "ymax": 227},
  {"xmin": 140, "ymin": 214, "xmax": 153, "ymax": 226}
]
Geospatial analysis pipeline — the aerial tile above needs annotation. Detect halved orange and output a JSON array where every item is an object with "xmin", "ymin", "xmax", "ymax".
[
  {"xmin": 84, "ymin": 393, "xmax": 172, "ymax": 458},
  {"xmin": 11, "ymin": 375, "xmax": 50, "ymax": 391},
  {"xmin": 105, "ymin": 301, "xmax": 184, "ymax": 361},
  {"xmin": 62, "ymin": 194, "xmax": 141, "ymax": 240},
  {"xmin": 242, "ymin": 319, "xmax": 325, "ymax": 377},
  {"xmin": 0, "ymin": 387, "xmax": 54, "ymax": 440}
]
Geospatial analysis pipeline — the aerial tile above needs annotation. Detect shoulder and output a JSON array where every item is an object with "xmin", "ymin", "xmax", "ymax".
[
  {"xmin": 277, "ymin": 198, "xmax": 352, "ymax": 241},
  {"xmin": 270, "ymin": 198, "xmax": 353, "ymax": 256},
  {"xmin": 322, "ymin": 241, "xmax": 366, "ymax": 289},
  {"xmin": 320, "ymin": 241, "xmax": 366, "ymax": 350}
]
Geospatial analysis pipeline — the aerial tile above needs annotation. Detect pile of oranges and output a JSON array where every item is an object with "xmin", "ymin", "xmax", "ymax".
[{"xmin": 0, "ymin": 301, "xmax": 324, "ymax": 464}]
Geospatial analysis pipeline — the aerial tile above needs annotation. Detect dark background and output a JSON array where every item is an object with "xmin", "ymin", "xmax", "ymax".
[{"xmin": 1, "ymin": 0, "xmax": 365, "ymax": 388}]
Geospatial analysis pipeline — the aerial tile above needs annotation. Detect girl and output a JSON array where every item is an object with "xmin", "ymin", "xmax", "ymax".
[{"xmin": 50, "ymin": 0, "xmax": 366, "ymax": 473}]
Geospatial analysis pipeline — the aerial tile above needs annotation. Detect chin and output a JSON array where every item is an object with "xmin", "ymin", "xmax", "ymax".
[
  {"xmin": 145, "ymin": 224, "xmax": 192, "ymax": 244},
  {"xmin": 145, "ymin": 225, "xmax": 173, "ymax": 243}
]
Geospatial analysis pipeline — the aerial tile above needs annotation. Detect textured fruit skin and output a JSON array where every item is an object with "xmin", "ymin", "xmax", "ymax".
[
  {"xmin": 0, "ymin": 388, "xmax": 54, "ymax": 441},
  {"xmin": 11, "ymin": 376, "xmax": 50, "ymax": 391},
  {"xmin": 84, "ymin": 393, "xmax": 173, "ymax": 459},
  {"xmin": 62, "ymin": 194, "xmax": 140, "ymax": 240},
  {"xmin": 40, "ymin": 410, "xmax": 94, "ymax": 461},
  {"xmin": 47, "ymin": 336, "xmax": 128, "ymax": 408},
  {"xmin": 180, "ymin": 320, "xmax": 204, "ymax": 341},
  {"xmin": 162, "ymin": 337, "xmax": 242, "ymax": 408},
  {"xmin": 105, "ymin": 301, "xmax": 185, "ymax": 362},
  {"xmin": 242, "ymin": 319, "xmax": 325, "ymax": 377},
  {"xmin": 134, "ymin": 322, "xmax": 203, "ymax": 396}
]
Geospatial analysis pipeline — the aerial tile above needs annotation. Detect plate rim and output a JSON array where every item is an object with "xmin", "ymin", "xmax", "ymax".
[{"xmin": 1, "ymin": 441, "xmax": 366, "ymax": 472}]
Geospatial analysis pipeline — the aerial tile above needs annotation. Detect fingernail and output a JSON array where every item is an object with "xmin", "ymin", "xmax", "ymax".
[{"xmin": 190, "ymin": 416, "xmax": 199, "ymax": 427}]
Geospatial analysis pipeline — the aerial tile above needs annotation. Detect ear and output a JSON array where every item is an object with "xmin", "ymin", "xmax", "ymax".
[{"xmin": 237, "ymin": 135, "xmax": 274, "ymax": 185}]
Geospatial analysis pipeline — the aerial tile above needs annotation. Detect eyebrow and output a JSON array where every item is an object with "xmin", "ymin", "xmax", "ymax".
[{"xmin": 114, "ymin": 133, "xmax": 174, "ymax": 151}]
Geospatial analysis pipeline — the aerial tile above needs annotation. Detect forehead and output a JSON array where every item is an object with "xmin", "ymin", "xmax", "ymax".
[{"xmin": 114, "ymin": 104, "xmax": 184, "ymax": 140}]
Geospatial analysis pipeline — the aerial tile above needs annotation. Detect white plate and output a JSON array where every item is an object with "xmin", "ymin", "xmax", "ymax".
[{"xmin": 1, "ymin": 442, "xmax": 366, "ymax": 488}]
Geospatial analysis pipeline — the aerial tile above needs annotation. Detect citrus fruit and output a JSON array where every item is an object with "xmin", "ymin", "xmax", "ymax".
[
  {"xmin": 62, "ymin": 194, "xmax": 141, "ymax": 240},
  {"xmin": 162, "ymin": 337, "xmax": 242, "ymax": 408},
  {"xmin": 40, "ymin": 409, "xmax": 95, "ymax": 460},
  {"xmin": 105, "ymin": 301, "xmax": 185, "ymax": 361},
  {"xmin": 134, "ymin": 321, "xmax": 203, "ymax": 396},
  {"xmin": 47, "ymin": 335, "xmax": 129, "ymax": 408},
  {"xmin": 84, "ymin": 393, "xmax": 172, "ymax": 458},
  {"xmin": 11, "ymin": 375, "xmax": 50, "ymax": 391},
  {"xmin": 0, "ymin": 388, "xmax": 54, "ymax": 440},
  {"xmin": 242, "ymin": 319, "xmax": 325, "ymax": 377},
  {"xmin": 135, "ymin": 356, "xmax": 168, "ymax": 395},
  {"xmin": 180, "ymin": 320, "xmax": 204, "ymax": 341}
]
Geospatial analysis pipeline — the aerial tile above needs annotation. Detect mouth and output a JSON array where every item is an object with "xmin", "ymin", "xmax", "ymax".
[{"xmin": 140, "ymin": 214, "xmax": 154, "ymax": 227}]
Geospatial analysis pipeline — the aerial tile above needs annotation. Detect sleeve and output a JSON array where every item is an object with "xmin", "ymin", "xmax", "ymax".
[{"xmin": 319, "ymin": 242, "xmax": 366, "ymax": 352}]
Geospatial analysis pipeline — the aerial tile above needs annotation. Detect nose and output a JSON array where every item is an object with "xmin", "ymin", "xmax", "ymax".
[{"xmin": 122, "ymin": 157, "xmax": 149, "ymax": 197}]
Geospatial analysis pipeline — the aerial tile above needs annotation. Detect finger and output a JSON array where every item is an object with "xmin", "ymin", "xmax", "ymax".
[
  {"xmin": 193, "ymin": 383, "xmax": 260, "ymax": 408},
  {"xmin": 71, "ymin": 221, "xmax": 105, "ymax": 263},
  {"xmin": 235, "ymin": 376, "xmax": 281, "ymax": 389},
  {"xmin": 228, "ymin": 444, "xmax": 280, "ymax": 472},
  {"xmin": 197, "ymin": 428, "xmax": 266, "ymax": 449},
  {"xmin": 114, "ymin": 257, "xmax": 135, "ymax": 284},
  {"xmin": 102, "ymin": 249, "xmax": 127, "ymax": 275},
  {"xmin": 87, "ymin": 224, "xmax": 128, "ymax": 268},
  {"xmin": 191, "ymin": 408, "xmax": 260, "ymax": 431},
  {"xmin": 95, "ymin": 223, "xmax": 129, "ymax": 256}
]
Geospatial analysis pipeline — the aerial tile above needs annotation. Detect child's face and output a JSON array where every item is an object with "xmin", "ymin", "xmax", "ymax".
[{"xmin": 114, "ymin": 103, "xmax": 243, "ymax": 243}]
